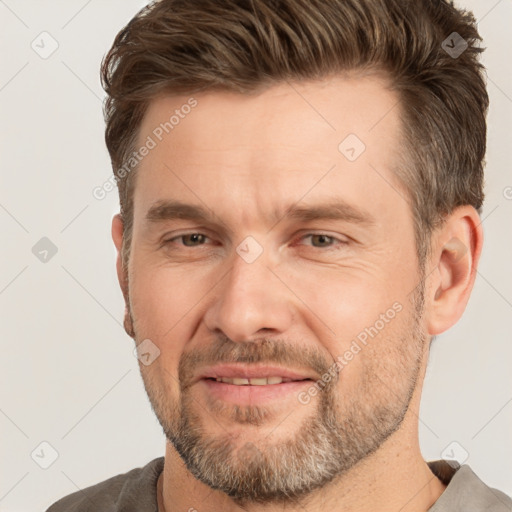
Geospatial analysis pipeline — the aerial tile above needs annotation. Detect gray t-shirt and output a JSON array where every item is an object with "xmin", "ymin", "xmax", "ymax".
[{"xmin": 46, "ymin": 458, "xmax": 512, "ymax": 511}]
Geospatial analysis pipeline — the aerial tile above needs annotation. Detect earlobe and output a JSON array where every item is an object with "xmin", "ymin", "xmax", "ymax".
[{"xmin": 427, "ymin": 206, "xmax": 483, "ymax": 336}]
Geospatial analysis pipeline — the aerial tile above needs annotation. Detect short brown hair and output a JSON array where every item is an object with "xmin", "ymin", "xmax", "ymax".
[{"xmin": 101, "ymin": 0, "xmax": 488, "ymax": 269}]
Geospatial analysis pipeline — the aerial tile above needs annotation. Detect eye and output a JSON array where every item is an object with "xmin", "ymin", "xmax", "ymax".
[
  {"xmin": 297, "ymin": 233, "xmax": 348, "ymax": 249},
  {"xmin": 164, "ymin": 233, "xmax": 210, "ymax": 247},
  {"xmin": 162, "ymin": 232, "xmax": 348, "ymax": 251}
]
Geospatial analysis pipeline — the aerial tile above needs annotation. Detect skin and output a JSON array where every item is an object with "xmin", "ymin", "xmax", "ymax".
[{"xmin": 111, "ymin": 74, "xmax": 483, "ymax": 512}]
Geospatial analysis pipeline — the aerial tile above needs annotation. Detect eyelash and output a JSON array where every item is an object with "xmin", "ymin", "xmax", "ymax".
[{"xmin": 163, "ymin": 232, "xmax": 348, "ymax": 250}]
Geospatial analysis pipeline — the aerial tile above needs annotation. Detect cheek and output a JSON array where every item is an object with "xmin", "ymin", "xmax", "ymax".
[
  {"xmin": 280, "ymin": 262, "xmax": 407, "ymax": 338},
  {"xmin": 283, "ymin": 263, "xmax": 416, "ymax": 377},
  {"xmin": 129, "ymin": 264, "xmax": 216, "ymax": 354},
  {"xmin": 329, "ymin": 302, "xmax": 419, "ymax": 400}
]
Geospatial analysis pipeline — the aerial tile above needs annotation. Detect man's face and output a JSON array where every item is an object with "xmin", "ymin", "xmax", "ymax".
[{"xmin": 120, "ymin": 75, "xmax": 428, "ymax": 503}]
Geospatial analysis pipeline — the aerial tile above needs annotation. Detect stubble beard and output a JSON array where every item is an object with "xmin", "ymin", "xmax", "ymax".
[{"xmin": 130, "ymin": 281, "xmax": 426, "ymax": 505}]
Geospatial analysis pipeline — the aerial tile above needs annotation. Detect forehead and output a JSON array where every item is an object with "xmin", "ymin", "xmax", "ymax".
[
  {"xmin": 132, "ymin": 75, "xmax": 409, "ymax": 230},
  {"xmin": 140, "ymin": 73, "xmax": 400, "ymax": 152}
]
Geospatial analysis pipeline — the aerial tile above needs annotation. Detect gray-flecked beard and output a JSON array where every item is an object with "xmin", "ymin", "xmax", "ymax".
[{"xmin": 135, "ymin": 282, "xmax": 426, "ymax": 505}]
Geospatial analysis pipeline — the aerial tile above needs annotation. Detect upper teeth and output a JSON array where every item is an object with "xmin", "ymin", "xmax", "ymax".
[{"xmin": 215, "ymin": 377, "xmax": 292, "ymax": 385}]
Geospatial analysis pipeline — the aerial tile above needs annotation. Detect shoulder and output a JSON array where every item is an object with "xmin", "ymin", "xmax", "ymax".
[
  {"xmin": 45, "ymin": 457, "xmax": 164, "ymax": 512},
  {"xmin": 428, "ymin": 461, "xmax": 512, "ymax": 511},
  {"xmin": 454, "ymin": 465, "xmax": 512, "ymax": 510}
]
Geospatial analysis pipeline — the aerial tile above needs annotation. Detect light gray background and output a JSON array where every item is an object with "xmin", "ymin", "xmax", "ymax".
[{"xmin": 0, "ymin": 1, "xmax": 511, "ymax": 510}]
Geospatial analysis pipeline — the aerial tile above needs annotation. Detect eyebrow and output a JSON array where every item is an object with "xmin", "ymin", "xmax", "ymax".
[{"xmin": 144, "ymin": 198, "xmax": 376, "ymax": 229}]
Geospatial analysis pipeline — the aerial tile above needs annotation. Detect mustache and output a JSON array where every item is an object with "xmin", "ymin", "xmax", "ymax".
[{"xmin": 178, "ymin": 335, "xmax": 334, "ymax": 390}]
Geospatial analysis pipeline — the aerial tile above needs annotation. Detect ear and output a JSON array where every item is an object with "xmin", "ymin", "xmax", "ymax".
[
  {"xmin": 112, "ymin": 214, "xmax": 128, "ymax": 300},
  {"xmin": 426, "ymin": 205, "xmax": 484, "ymax": 336},
  {"xmin": 112, "ymin": 214, "xmax": 134, "ymax": 338}
]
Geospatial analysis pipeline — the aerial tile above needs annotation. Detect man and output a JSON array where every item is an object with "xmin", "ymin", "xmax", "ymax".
[{"xmin": 47, "ymin": 0, "xmax": 511, "ymax": 510}]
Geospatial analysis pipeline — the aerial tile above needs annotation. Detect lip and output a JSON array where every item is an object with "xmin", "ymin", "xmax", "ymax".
[
  {"xmin": 197, "ymin": 363, "xmax": 316, "ymax": 383},
  {"xmin": 197, "ymin": 364, "xmax": 317, "ymax": 406},
  {"xmin": 200, "ymin": 378, "xmax": 313, "ymax": 405}
]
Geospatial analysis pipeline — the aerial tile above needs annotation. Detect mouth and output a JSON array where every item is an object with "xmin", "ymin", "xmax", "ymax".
[
  {"xmin": 197, "ymin": 364, "xmax": 316, "ymax": 405},
  {"xmin": 198, "ymin": 363, "xmax": 316, "ymax": 383},
  {"xmin": 204, "ymin": 376, "xmax": 310, "ymax": 385}
]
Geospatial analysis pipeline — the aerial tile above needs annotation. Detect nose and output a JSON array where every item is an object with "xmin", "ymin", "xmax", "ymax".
[{"xmin": 203, "ymin": 243, "xmax": 295, "ymax": 342}]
